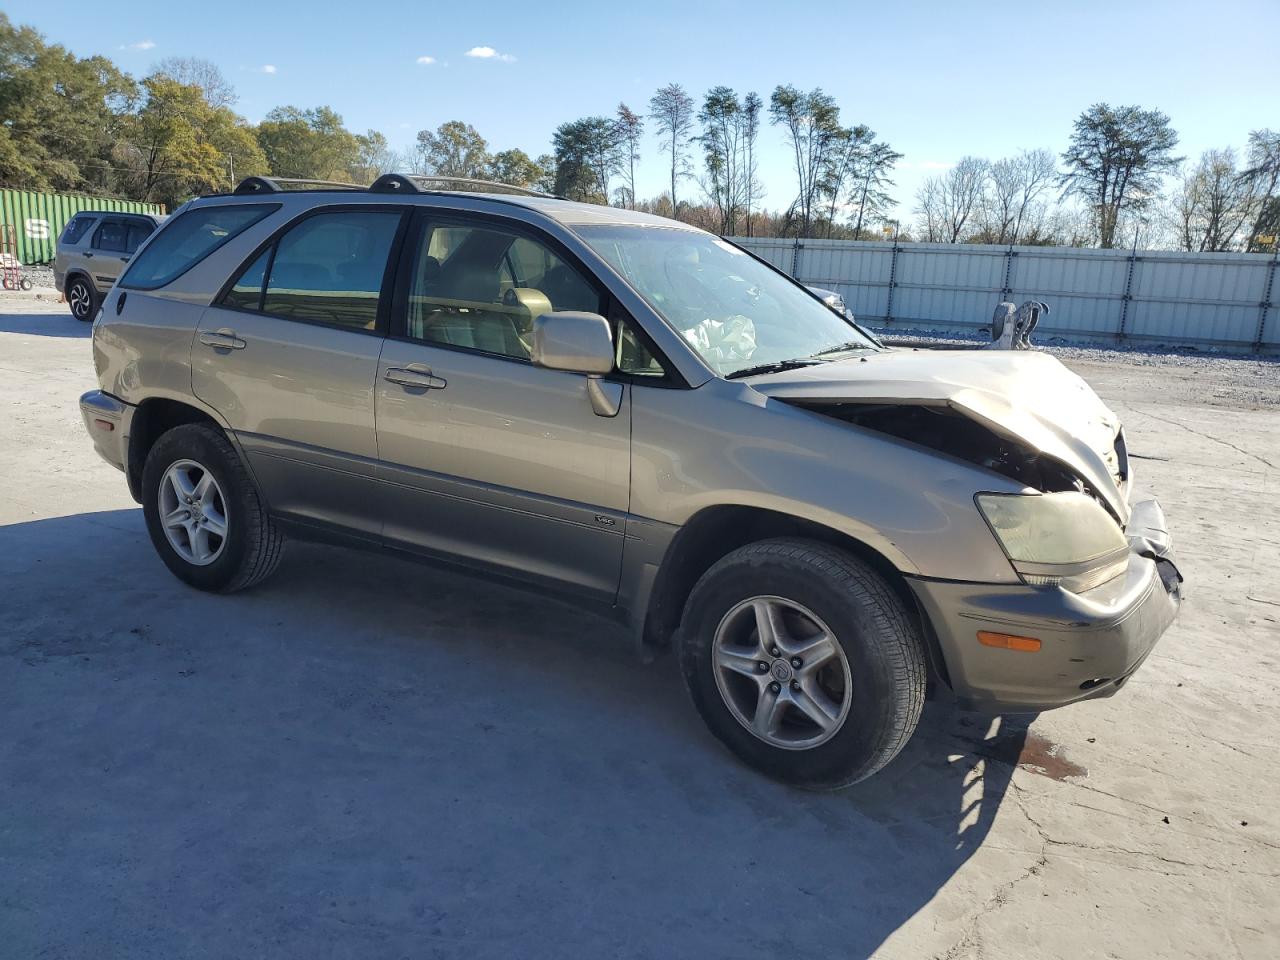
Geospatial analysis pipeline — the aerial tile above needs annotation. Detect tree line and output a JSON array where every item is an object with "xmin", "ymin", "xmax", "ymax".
[
  {"xmin": 1, "ymin": 14, "xmax": 1276, "ymax": 252},
  {"xmin": 914, "ymin": 106, "xmax": 1279, "ymax": 252}
]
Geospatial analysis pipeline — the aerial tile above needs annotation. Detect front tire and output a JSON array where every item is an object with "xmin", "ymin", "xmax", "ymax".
[
  {"xmin": 67, "ymin": 276, "xmax": 96, "ymax": 321},
  {"xmin": 142, "ymin": 423, "xmax": 284, "ymax": 592},
  {"xmin": 679, "ymin": 538, "xmax": 926, "ymax": 789}
]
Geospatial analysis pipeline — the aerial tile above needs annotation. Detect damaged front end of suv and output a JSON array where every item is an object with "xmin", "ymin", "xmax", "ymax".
[{"xmin": 747, "ymin": 348, "xmax": 1183, "ymax": 712}]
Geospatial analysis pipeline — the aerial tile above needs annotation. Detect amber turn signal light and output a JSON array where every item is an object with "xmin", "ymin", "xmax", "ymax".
[
  {"xmin": 93, "ymin": 418, "xmax": 114, "ymax": 432},
  {"xmin": 977, "ymin": 631, "xmax": 1041, "ymax": 652}
]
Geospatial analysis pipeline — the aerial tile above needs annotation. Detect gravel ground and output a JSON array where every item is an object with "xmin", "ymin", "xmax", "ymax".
[{"xmin": 19, "ymin": 264, "xmax": 56, "ymax": 288}]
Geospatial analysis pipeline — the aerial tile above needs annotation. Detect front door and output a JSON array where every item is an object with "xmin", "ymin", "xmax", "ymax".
[
  {"xmin": 192, "ymin": 206, "xmax": 406, "ymax": 537},
  {"xmin": 374, "ymin": 212, "xmax": 630, "ymax": 600}
]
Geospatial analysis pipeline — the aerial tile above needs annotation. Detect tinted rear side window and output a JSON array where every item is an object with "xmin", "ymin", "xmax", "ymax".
[
  {"xmin": 258, "ymin": 210, "xmax": 402, "ymax": 330},
  {"xmin": 93, "ymin": 220, "xmax": 128, "ymax": 252},
  {"xmin": 61, "ymin": 216, "xmax": 96, "ymax": 245},
  {"xmin": 125, "ymin": 222, "xmax": 153, "ymax": 254},
  {"xmin": 121, "ymin": 204, "xmax": 277, "ymax": 290}
]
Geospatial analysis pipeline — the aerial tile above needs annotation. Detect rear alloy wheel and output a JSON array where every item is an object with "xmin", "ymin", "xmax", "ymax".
[
  {"xmin": 680, "ymin": 538, "xmax": 927, "ymax": 789},
  {"xmin": 157, "ymin": 459, "xmax": 230, "ymax": 566},
  {"xmin": 67, "ymin": 277, "xmax": 96, "ymax": 321},
  {"xmin": 142, "ymin": 423, "xmax": 284, "ymax": 592}
]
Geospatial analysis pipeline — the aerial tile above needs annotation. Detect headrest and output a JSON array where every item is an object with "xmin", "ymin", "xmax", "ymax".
[{"xmin": 503, "ymin": 287, "xmax": 554, "ymax": 321}]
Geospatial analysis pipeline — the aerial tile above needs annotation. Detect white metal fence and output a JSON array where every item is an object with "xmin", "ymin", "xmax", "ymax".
[{"xmin": 729, "ymin": 237, "xmax": 1280, "ymax": 354}]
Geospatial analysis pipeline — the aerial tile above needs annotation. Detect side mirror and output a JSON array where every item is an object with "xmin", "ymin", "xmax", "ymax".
[
  {"xmin": 530, "ymin": 311, "xmax": 622, "ymax": 418},
  {"xmin": 531, "ymin": 311, "xmax": 615, "ymax": 375}
]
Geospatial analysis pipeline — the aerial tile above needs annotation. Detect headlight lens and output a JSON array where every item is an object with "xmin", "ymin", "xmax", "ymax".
[{"xmin": 976, "ymin": 492, "xmax": 1129, "ymax": 592}]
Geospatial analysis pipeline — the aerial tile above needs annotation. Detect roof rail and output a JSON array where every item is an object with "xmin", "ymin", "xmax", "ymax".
[
  {"xmin": 233, "ymin": 176, "xmax": 365, "ymax": 195},
  {"xmin": 369, "ymin": 173, "xmax": 557, "ymax": 199}
]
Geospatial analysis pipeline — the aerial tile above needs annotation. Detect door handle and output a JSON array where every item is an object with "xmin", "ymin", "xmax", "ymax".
[
  {"xmin": 84, "ymin": 252, "xmax": 94, "ymax": 258},
  {"xmin": 198, "ymin": 329, "xmax": 246, "ymax": 350},
  {"xmin": 384, "ymin": 366, "xmax": 446, "ymax": 390}
]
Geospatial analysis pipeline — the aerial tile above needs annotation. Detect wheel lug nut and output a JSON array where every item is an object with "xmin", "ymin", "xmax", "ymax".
[
  {"xmin": 769, "ymin": 681, "xmax": 781, "ymax": 694},
  {"xmin": 770, "ymin": 647, "xmax": 780, "ymax": 657},
  {"xmin": 791, "ymin": 680, "xmax": 800, "ymax": 691},
  {"xmin": 757, "ymin": 662, "xmax": 768, "ymax": 672},
  {"xmin": 791, "ymin": 657, "xmax": 802, "ymax": 668}
]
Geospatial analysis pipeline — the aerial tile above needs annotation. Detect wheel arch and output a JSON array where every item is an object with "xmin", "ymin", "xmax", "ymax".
[
  {"xmin": 126, "ymin": 398, "xmax": 225, "ymax": 503},
  {"xmin": 640, "ymin": 505, "xmax": 951, "ymax": 688}
]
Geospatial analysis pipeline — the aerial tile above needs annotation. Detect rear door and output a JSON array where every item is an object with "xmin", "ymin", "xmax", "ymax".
[
  {"xmin": 373, "ymin": 211, "xmax": 631, "ymax": 600},
  {"xmin": 88, "ymin": 218, "xmax": 130, "ymax": 292},
  {"xmin": 191, "ymin": 205, "xmax": 408, "ymax": 538}
]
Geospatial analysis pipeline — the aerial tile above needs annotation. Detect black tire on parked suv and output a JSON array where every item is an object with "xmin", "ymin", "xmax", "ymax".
[
  {"xmin": 66, "ymin": 275, "xmax": 97, "ymax": 322},
  {"xmin": 679, "ymin": 538, "xmax": 927, "ymax": 790},
  {"xmin": 141, "ymin": 423, "xmax": 284, "ymax": 593}
]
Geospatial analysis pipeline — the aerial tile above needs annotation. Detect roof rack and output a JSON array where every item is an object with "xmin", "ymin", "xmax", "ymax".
[
  {"xmin": 233, "ymin": 176, "xmax": 365, "ymax": 195},
  {"xmin": 230, "ymin": 173, "xmax": 561, "ymax": 200},
  {"xmin": 369, "ymin": 173, "xmax": 557, "ymax": 199}
]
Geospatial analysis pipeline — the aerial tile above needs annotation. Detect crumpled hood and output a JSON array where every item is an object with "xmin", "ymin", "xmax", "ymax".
[{"xmin": 749, "ymin": 349, "xmax": 1128, "ymax": 520}]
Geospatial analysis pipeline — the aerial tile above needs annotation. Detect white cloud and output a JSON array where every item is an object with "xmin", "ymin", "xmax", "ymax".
[
  {"xmin": 120, "ymin": 40, "xmax": 156, "ymax": 51},
  {"xmin": 416, "ymin": 55, "xmax": 437, "ymax": 65},
  {"xmin": 464, "ymin": 45, "xmax": 515, "ymax": 62},
  {"xmin": 259, "ymin": 64, "xmax": 277, "ymax": 74}
]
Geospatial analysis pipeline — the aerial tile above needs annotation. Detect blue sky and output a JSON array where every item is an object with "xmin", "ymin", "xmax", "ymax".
[{"xmin": 8, "ymin": 0, "xmax": 1279, "ymax": 219}]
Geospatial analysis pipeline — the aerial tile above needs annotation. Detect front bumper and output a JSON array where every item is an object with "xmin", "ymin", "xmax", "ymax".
[
  {"xmin": 908, "ymin": 495, "xmax": 1182, "ymax": 712},
  {"xmin": 79, "ymin": 390, "xmax": 131, "ymax": 474}
]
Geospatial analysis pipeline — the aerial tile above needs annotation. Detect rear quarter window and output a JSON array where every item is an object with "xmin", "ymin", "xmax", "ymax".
[
  {"xmin": 120, "ymin": 204, "xmax": 278, "ymax": 291},
  {"xmin": 60, "ymin": 216, "xmax": 96, "ymax": 245}
]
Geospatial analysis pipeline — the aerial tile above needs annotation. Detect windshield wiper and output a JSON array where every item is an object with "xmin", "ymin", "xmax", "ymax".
[
  {"xmin": 810, "ymin": 340, "xmax": 877, "ymax": 358},
  {"xmin": 724, "ymin": 358, "xmax": 826, "ymax": 380}
]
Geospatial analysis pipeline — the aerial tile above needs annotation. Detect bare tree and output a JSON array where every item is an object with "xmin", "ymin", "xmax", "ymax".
[
  {"xmin": 1241, "ymin": 130, "xmax": 1280, "ymax": 251},
  {"xmin": 614, "ymin": 103, "xmax": 643, "ymax": 210},
  {"xmin": 849, "ymin": 138, "xmax": 902, "ymax": 238},
  {"xmin": 822, "ymin": 126, "xmax": 872, "ymax": 237},
  {"xmin": 742, "ymin": 92, "xmax": 763, "ymax": 236},
  {"xmin": 151, "ymin": 56, "xmax": 237, "ymax": 109},
  {"xmin": 1060, "ymin": 103, "xmax": 1181, "ymax": 248},
  {"xmin": 769, "ymin": 85, "xmax": 842, "ymax": 237},
  {"xmin": 1166, "ymin": 148, "xmax": 1256, "ymax": 252},
  {"xmin": 981, "ymin": 149, "xmax": 1057, "ymax": 244},
  {"xmin": 915, "ymin": 178, "xmax": 944, "ymax": 242},
  {"xmin": 915, "ymin": 157, "xmax": 989, "ymax": 242},
  {"xmin": 648, "ymin": 83, "xmax": 695, "ymax": 213},
  {"xmin": 697, "ymin": 86, "xmax": 749, "ymax": 234}
]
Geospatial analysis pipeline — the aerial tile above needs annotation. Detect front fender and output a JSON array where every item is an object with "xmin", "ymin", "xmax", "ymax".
[{"xmin": 629, "ymin": 379, "xmax": 1022, "ymax": 584}]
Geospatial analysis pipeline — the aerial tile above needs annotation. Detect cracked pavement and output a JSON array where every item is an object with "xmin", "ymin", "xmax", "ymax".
[{"xmin": 1, "ymin": 301, "xmax": 1277, "ymax": 959}]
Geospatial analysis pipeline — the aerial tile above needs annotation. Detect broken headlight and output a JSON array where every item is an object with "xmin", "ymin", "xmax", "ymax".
[{"xmin": 976, "ymin": 492, "xmax": 1129, "ymax": 593}]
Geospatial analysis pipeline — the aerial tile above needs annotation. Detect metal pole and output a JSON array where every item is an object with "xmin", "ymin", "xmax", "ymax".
[
  {"xmin": 885, "ymin": 223, "xmax": 901, "ymax": 325},
  {"xmin": 1256, "ymin": 252, "xmax": 1279, "ymax": 353},
  {"xmin": 1117, "ymin": 227, "xmax": 1141, "ymax": 342},
  {"xmin": 791, "ymin": 238, "xmax": 802, "ymax": 278},
  {"xmin": 1001, "ymin": 243, "xmax": 1016, "ymax": 299}
]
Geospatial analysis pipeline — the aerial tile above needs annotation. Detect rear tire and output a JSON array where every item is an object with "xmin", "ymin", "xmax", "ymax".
[
  {"xmin": 141, "ymin": 423, "xmax": 284, "ymax": 592},
  {"xmin": 67, "ymin": 276, "xmax": 96, "ymax": 321},
  {"xmin": 679, "ymin": 538, "xmax": 926, "ymax": 789}
]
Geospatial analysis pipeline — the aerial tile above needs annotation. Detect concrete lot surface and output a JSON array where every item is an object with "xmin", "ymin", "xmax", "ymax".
[{"xmin": 2, "ymin": 299, "xmax": 1277, "ymax": 959}]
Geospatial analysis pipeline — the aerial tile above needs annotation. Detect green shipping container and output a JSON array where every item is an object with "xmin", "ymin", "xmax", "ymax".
[{"xmin": 0, "ymin": 189, "xmax": 166, "ymax": 265}]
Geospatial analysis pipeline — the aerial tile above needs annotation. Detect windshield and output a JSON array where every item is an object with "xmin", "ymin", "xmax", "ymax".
[{"xmin": 576, "ymin": 225, "xmax": 877, "ymax": 376}]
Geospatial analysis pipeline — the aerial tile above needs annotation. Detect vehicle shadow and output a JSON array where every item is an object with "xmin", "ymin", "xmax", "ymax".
[
  {"xmin": 0, "ymin": 509, "xmax": 1036, "ymax": 960},
  {"xmin": 0, "ymin": 304, "xmax": 88, "ymax": 337}
]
